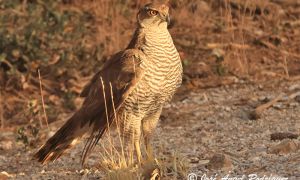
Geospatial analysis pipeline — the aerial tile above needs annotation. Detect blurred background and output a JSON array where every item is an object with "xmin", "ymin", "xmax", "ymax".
[
  {"xmin": 0, "ymin": 0, "xmax": 300, "ymax": 179},
  {"xmin": 1, "ymin": 0, "xmax": 299, "ymax": 129}
]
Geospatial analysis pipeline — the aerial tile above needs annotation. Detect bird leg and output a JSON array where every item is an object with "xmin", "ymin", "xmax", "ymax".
[
  {"xmin": 134, "ymin": 140, "xmax": 142, "ymax": 163},
  {"xmin": 144, "ymin": 135, "xmax": 154, "ymax": 160},
  {"xmin": 142, "ymin": 108, "xmax": 162, "ymax": 160}
]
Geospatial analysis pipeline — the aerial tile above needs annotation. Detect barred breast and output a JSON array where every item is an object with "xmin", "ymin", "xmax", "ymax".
[{"xmin": 123, "ymin": 27, "xmax": 182, "ymax": 116}]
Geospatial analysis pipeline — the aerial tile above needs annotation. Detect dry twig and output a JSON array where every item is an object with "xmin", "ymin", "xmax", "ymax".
[
  {"xmin": 38, "ymin": 69, "xmax": 49, "ymax": 130},
  {"xmin": 207, "ymin": 43, "xmax": 250, "ymax": 50},
  {"xmin": 0, "ymin": 90, "xmax": 4, "ymax": 129},
  {"xmin": 259, "ymin": 40, "xmax": 300, "ymax": 59},
  {"xmin": 250, "ymin": 93, "xmax": 284, "ymax": 120},
  {"xmin": 250, "ymin": 89, "xmax": 300, "ymax": 120}
]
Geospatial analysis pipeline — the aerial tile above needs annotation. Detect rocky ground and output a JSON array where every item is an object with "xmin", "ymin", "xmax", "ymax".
[{"xmin": 0, "ymin": 79, "xmax": 299, "ymax": 179}]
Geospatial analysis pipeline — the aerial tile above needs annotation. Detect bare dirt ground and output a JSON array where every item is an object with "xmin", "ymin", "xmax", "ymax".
[{"xmin": 1, "ymin": 79, "xmax": 299, "ymax": 179}]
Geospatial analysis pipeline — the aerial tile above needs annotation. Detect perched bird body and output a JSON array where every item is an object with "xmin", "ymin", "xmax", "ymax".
[
  {"xmin": 34, "ymin": 0, "xmax": 182, "ymax": 164},
  {"xmin": 119, "ymin": 22, "xmax": 182, "ymax": 159}
]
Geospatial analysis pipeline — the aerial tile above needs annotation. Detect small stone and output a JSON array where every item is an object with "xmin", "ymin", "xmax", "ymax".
[
  {"xmin": 224, "ymin": 107, "xmax": 231, "ymax": 112},
  {"xmin": 79, "ymin": 169, "xmax": 89, "ymax": 175},
  {"xmin": 288, "ymin": 102, "xmax": 298, "ymax": 107},
  {"xmin": 18, "ymin": 172, "xmax": 25, "ymax": 176},
  {"xmin": 258, "ymin": 96, "xmax": 270, "ymax": 102},
  {"xmin": 268, "ymin": 139, "xmax": 299, "ymax": 155},
  {"xmin": 295, "ymin": 95, "xmax": 300, "ymax": 103},
  {"xmin": 272, "ymin": 103, "xmax": 283, "ymax": 109},
  {"xmin": 249, "ymin": 156, "xmax": 261, "ymax": 163},
  {"xmin": 281, "ymin": 95, "xmax": 290, "ymax": 101},
  {"xmin": 248, "ymin": 110, "xmax": 260, "ymax": 120},
  {"xmin": 0, "ymin": 140, "xmax": 13, "ymax": 150},
  {"xmin": 257, "ymin": 84, "xmax": 263, "ymax": 90},
  {"xmin": 206, "ymin": 153, "xmax": 233, "ymax": 171},
  {"xmin": 190, "ymin": 157, "xmax": 200, "ymax": 164},
  {"xmin": 289, "ymin": 84, "xmax": 300, "ymax": 91},
  {"xmin": 270, "ymin": 132, "xmax": 299, "ymax": 141},
  {"xmin": 252, "ymin": 145, "xmax": 267, "ymax": 153}
]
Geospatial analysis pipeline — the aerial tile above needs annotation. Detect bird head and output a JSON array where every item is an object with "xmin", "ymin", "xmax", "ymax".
[{"xmin": 137, "ymin": 0, "xmax": 170, "ymax": 29}]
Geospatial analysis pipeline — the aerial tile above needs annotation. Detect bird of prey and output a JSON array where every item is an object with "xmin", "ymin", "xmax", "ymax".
[{"xmin": 34, "ymin": 0, "xmax": 182, "ymax": 165}]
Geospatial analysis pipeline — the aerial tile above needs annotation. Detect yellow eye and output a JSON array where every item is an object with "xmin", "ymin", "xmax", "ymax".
[{"xmin": 147, "ymin": 10, "xmax": 158, "ymax": 16}]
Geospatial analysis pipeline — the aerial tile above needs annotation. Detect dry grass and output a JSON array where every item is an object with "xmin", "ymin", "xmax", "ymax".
[
  {"xmin": 38, "ymin": 69, "xmax": 49, "ymax": 130},
  {"xmin": 95, "ymin": 126, "xmax": 189, "ymax": 179},
  {"xmin": 91, "ymin": 120, "xmax": 188, "ymax": 179},
  {"xmin": 94, "ymin": 60, "xmax": 188, "ymax": 179},
  {"xmin": 97, "ymin": 136, "xmax": 189, "ymax": 179}
]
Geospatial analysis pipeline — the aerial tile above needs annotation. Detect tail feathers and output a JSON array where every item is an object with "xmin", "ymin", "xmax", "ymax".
[
  {"xmin": 34, "ymin": 113, "xmax": 88, "ymax": 164},
  {"xmin": 34, "ymin": 137, "xmax": 79, "ymax": 164}
]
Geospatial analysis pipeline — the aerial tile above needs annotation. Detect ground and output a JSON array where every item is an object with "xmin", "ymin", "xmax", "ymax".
[{"xmin": 1, "ymin": 79, "xmax": 299, "ymax": 179}]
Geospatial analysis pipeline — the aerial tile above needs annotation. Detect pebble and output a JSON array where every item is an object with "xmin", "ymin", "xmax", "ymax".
[
  {"xmin": 0, "ymin": 140, "xmax": 13, "ymax": 150},
  {"xmin": 258, "ymin": 96, "xmax": 270, "ymax": 102},
  {"xmin": 295, "ymin": 95, "xmax": 300, "ymax": 103},
  {"xmin": 77, "ymin": 169, "xmax": 90, "ymax": 175},
  {"xmin": 190, "ymin": 157, "xmax": 200, "ymax": 164},
  {"xmin": 288, "ymin": 102, "xmax": 298, "ymax": 107},
  {"xmin": 252, "ymin": 145, "xmax": 267, "ymax": 153},
  {"xmin": 268, "ymin": 139, "xmax": 299, "ymax": 155},
  {"xmin": 250, "ymin": 156, "xmax": 261, "ymax": 162},
  {"xmin": 272, "ymin": 103, "xmax": 283, "ymax": 109},
  {"xmin": 224, "ymin": 106, "xmax": 231, "ymax": 112},
  {"xmin": 289, "ymin": 84, "xmax": 300, "ymax": 91},
  {"xmin": 206, "ymin": 153, "xmax": 233, "ymax": 171}
]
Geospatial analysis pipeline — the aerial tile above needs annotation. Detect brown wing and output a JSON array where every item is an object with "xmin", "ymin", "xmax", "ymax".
[
  {"xmin": 79, "ymin": 49, "xmax": 145, "ymax": 164},
  {"xmin": 34, "ymin": 49, "xmax": 145, "ymax": 165}
]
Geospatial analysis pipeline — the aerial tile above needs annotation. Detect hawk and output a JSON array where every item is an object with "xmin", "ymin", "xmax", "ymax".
[{"xmin": 34, "ymin": 0, "xmax": 182, "ymax": 164}]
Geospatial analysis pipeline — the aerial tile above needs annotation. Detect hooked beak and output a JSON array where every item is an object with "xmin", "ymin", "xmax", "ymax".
[
  {"xmin": 166, "ymin": 14, "xmax": 170, "ymax": 25},
  {"xmin": 160, "ymin": 13, "xmax": 170, "ymax": 25}
]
